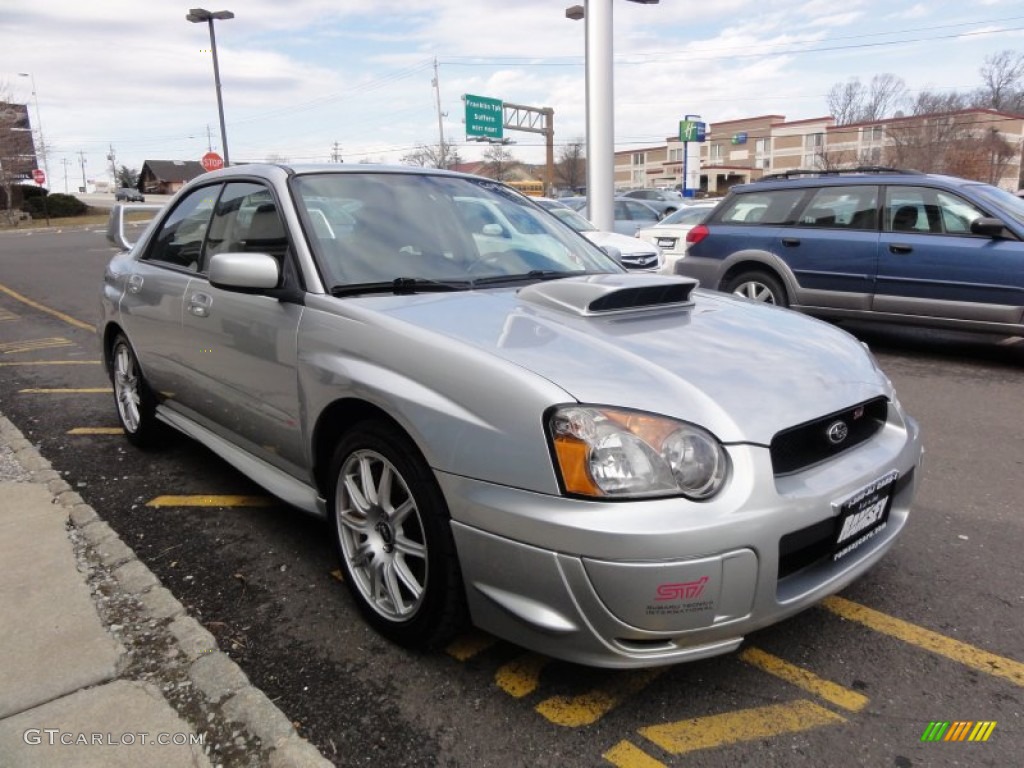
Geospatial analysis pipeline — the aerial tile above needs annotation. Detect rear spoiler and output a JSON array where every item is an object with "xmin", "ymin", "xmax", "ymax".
[{"xmin": 106, "ymin": 203, "xmax": 164, "ymax": 251}]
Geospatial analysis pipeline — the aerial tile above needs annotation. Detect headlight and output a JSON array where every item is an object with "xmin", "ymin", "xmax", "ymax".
[{"xmin": 549, "ymin": 406, "xmax": 729, "ymax": 500}]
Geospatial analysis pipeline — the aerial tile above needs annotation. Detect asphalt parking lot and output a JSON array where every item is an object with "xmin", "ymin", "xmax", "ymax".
[{"xmin": 0, "ymin": 225, "xmax": 1021, "ymax": 766}]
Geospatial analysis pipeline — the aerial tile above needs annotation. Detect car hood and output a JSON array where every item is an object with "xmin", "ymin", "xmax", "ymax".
[
  {"xmin": 582, "ymin": 229, "xmax": 658, "ymax": 255},
  {"xmin": 360, "ymin": 275, "xmax": 888, "ymax": 444}
]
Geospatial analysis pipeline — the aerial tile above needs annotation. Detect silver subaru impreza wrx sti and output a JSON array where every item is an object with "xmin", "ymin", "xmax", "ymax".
[{"xmin": 100, "ymin": 164, "xmax": 922, "ymax": 668}]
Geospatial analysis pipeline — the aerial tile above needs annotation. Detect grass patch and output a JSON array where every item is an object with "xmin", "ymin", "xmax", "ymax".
[{"xmin": 0, "ymin": 208, "xmax": 157, "ymax": 231}]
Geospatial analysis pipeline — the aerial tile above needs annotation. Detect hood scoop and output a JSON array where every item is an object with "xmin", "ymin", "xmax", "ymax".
[{"xmin": 518, "ymin": 274, "xmax": 698, "ymax": 316}]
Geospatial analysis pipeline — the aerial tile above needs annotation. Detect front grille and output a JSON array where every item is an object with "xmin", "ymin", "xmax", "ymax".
[
  {"xmin": 619, "ymin": 252, "xmax": 659, "ymax": 270},
  {"xmin": 770, "ymin": 397, "xmax": 888, "ymax": 475}
]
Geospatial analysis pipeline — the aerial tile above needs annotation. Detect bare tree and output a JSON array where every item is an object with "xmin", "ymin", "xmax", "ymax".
[
  {"xmin": 826, "ymin": 79, "xmax": 865, "ymax": 126},
  {"xmin": 556, "ymin": 138, "xmax": 586, "ymax": 191},
  {"xmin": 826, "ymin": 74, "xmax": 907, "ymax": 125},
  {"xmin": 974, "ymin": 50, "xmax": 1024, "ymax": 112},
  {"xmin": 481, "ymin": 143, "xmax": 515, "ymax": 181},
  {"xmin": 908, "ymin": 89, "xmax": 969, "ymax": 116},
  {"xmin": 400, "ymin": 142, "xmax": 461, "ymax": 169}
]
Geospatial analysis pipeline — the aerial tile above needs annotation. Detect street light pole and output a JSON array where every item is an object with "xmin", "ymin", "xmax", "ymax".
[
  {"xmin": 186, "ymin": 8, "xmax": 234, "ymax": 166},
  {"xmin": 18, "ymin": 72, "xmax": 49, "ymax": 183},
  {"xmin": 566, "ymin": 1, "xmax": 659, "ymax": 232}
]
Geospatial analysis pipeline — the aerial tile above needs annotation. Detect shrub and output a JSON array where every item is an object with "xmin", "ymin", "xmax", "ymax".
[{"xmin": 21, "ymin": 192, "xmax": 87, "ymax": 218}]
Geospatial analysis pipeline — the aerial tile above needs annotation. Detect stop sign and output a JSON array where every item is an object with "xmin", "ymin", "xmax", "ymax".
[
  {"xmin": 201, "ymin": 152, "xmax": 224, "ymax": 172},
  {"xmin": 32, "ymin": 169, "xmax": 46, "ymax": 186}
]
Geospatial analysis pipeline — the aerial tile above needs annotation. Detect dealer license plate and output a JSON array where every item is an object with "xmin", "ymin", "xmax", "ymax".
[
  {"xmin": 832, "ymin": 470, "xmax": 898, "ymax": 562},
  {"xmin": 657, "ymin": 237, "xmax": 677, "ymax": 249}
]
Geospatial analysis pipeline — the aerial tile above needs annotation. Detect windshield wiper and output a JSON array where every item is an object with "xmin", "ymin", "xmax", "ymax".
[
  {"xmin": 471, "ymin": 270, "xmax": 585, "ymax": 287},
  {"xmin": 330, "ymin": 277, "xmax": 471, "ymax": 297}
]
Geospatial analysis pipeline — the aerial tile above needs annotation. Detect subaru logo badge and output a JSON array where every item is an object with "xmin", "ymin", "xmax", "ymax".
[{"xmin": 827, "ymin": 420, "xmax": 849, "ymax": 445}]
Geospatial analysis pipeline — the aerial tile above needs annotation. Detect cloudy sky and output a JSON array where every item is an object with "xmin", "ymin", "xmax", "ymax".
[{"xmin": 3, "ymin": 0, "xmax": 1022, "ymax": 189}]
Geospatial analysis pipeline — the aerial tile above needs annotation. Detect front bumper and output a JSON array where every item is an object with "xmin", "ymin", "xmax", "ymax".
[{"xmin": 440, "ymin": 415, "xmax": 921, "ymax": 668}]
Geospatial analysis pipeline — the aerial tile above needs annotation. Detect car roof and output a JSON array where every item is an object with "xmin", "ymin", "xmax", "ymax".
[{"xmin": 732, "ymin": 167, "xmax": 979, "ymax": 194}]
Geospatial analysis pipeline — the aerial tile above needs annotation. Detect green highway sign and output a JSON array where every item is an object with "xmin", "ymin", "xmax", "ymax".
[
  {"xmin": 679, "ymin": 119, "xmax": 706, "ymax": 143},
  {"xmin": 465, "ymin": 94, "xmax": 504, "ymax": 141}
]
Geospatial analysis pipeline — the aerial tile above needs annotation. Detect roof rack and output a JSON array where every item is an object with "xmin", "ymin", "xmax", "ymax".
[{"xmin": 758, "ymin": 167, "xmax": 922, "ymax": 181}]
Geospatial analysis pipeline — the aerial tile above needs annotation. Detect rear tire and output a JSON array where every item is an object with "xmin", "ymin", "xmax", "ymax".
[
  {"xmin": 724, "ymin": 270, "xmax": 788, "ymax": 307},
  {"xmin": 110, "ymin": 333, "xmax": 163, "ymax": 448},
  {"xmin": 328, "ymin": 420, "xmax": 466, "ymax": 649}
]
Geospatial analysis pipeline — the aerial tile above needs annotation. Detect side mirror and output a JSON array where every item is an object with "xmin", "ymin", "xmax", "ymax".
[
  {"xmin": 208, "ymin": 252, "xmax": 280, "ymax": 291},
  {"xmin": 970, "ymin": 217, "xmax": 1007, "ymax": 238},
  {"xmin": 481, "ymin": 223, "xmax": 507, "ymax": 238},
  {"xmin": 106, "ymin": 202, "xmax": 162, "ymax": 250}
]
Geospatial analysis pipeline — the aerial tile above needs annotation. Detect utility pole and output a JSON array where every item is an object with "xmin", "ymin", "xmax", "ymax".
[
  {"xmin": 331, "ymin": 142, "xmax": 343, "ymax": 163},
  {"xmin": 207, "ymin": 125, "xmax": 213, "ymax": 152},
  {"xmin": 107, "ymin": 144, "xmax": 117, "ymax": 188},
  {"xmin": 77, "ymin": 151, "xmax": 87, "ymax": 194},
  {"xmin": 61, "ymin": 157, "xmax": 71, "ymax": 194},
  {"xmin": 431, "ymin": 57, "xmax": 448, "ymax": 169}
]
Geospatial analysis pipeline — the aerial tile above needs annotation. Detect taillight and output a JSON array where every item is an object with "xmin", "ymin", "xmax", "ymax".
[{"xmin": 686, "ymin": 224, "xmax": 709, "ymax": 246}]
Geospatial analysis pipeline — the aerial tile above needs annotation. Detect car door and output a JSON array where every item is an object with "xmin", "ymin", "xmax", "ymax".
[
  {"xmin": 177, "ymin": 181, "xmax": 306, "ymax": 476},
  {"xmin": 874, "ymin": 185, "xmax": 1024, "ymax": 325},
  {"xmin": 774, "ymin": 184, "xmax": 879, "ymax": 311},
  {"xmin": 118, "ymin": 183, "xmax": 221, "ymax": 398}
]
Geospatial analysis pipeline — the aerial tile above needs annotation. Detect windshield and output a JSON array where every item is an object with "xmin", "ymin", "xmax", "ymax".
[
  {"xmin": 545, "ymin": 206, "xmax": 598, "ymax": 233},
  {"xmin": 661, "ymin": 206, "xmax": 714, "ymax": 226},
  {"xmin": 292, "ymin": 173, "xmax": 620, "ymax": 288},
  {"xmin": 970, "ymin": 183, "xmax": 1024, "ymax": 227}
]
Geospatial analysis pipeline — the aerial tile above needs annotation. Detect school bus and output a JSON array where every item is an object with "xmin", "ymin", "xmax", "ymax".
[{"xmin": 506, "ymin": 180, "xmax": 545, "ymax": 197}]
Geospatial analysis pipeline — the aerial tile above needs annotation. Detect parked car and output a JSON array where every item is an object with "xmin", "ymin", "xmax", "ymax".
[
  {"xmin": 534, "ymin": 197, "xmax": 662, "ymax": 271},
  {"xmin": 114, "ymin": 187, "xmax": 145, "ymax": 202},
  {"xmin": 622, "ymin": 188, "xmax": 684, "ymax": 216},
  {"xmin": 563, "ymin": 197, "xmax": 664, "ymax": 236},
  {"xmin": 679, "ymin": 168, "xmax": 1024, "ymax": 336},
  {"xmin": 101, "ymin": 164, "xmax": 921, "ymax": 668},
  {"xmin": 636, "ymin": 200, "xmax": 720, "ymax": 274}
]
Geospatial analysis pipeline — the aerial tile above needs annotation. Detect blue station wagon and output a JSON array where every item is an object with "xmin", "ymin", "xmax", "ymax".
[{"xmin": 678, "ymin": 168, "xmax": 1024, "ymax": 336}]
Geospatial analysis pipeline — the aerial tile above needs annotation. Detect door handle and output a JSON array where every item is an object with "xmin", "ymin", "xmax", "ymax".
[
  {"xmin": 187, "ymin": 292, "xmax": 212, "ymax": 318},
  {"xmin": 781, "ymin": 238, "xmax": 801, "ymax": 247},
  {"xmin": 889, "ymin": 244, "xmax": 913, "ymax": 255},
  {"xmin": 127, "ymin": 274, "xmax": 143, "ymax": 294}
]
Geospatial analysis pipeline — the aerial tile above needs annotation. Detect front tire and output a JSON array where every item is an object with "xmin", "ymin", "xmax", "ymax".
[
  {"xmin": 724, "ymin": 270, "xmax": 788, "ymax": 307},
  {"xmin": 328, "ymin": 421, "xmax": 465, "ymax": 649},
  {"xmin": 110, "ymin": 333, "xmax": 162, "ymax": 448}
]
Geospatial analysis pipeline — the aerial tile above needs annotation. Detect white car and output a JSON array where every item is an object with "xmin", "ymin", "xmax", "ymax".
[
  {"xmin": 637, "ymin": 200, "xmax": 720, "ymax": 275},
  {"xmin": 535, "ymin": 198, "xmax": 662, "ymax": 271}
]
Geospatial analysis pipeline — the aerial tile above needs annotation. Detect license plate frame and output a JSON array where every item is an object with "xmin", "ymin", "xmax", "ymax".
[{"xmin": 832, "ymin": 470, "xmax": 899, "ymax": 562}]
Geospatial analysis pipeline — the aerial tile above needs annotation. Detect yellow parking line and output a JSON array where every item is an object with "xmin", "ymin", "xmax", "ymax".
[
  {"xmin": 0, "ymin": 308, "xmax": 19, "ymax": 321},
  {"xmin": 0, "ymin": 282, "xmax": 94, "ymax": 331},
  {"xmin": 603, "ymin": 740, "xmax": 667, "ymax": 768},
  {"xmin": 535, "ymin": 668, "xmax": 666, "ymax": 727},
  {"xmin": 740, "ymin": 647, "xmax": 868, "ymax": 712},
  {"xmin": 145, "ymin": 495, "xmax": 275, "ymax": 508},
  {"xmin": 495, "ymin": 653, "xmax": 549, "ymax": 698},
  {"xmin": 0, "ymin": 337, "xmax": 74, "ymax": 354},
  {"xmin": 823, "ymin": 596, "xmax": 1024, "ymax": 687},
  {"xmin": 0, "ymin": 360, "xmax": 101, "ymax": 367},
  {"xmin": 639, "ymin": 699, "xmax": 845, "ymax": 755},
  {"xmin": 67, "ymin": 427, "xmax": 123, "ymax": 435},
  {"xmin": 20, "ymin": 387, "xmax": 111, "ymax": 394},
  {"xmin": 445, "ymin": 631, "xmax": 498, "ymax": 661}
]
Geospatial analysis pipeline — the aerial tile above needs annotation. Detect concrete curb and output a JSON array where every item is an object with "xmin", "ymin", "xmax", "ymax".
[{"xmin": 0, "ymin": 414, "xmax": 333, "ymax": 768}]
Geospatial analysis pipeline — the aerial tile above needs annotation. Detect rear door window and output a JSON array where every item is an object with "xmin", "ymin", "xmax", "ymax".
[
  {"xmin": 717, "ymin": 189, "xmax": 805, "ymax": 225},
  {"xmin": 797, "ymin": 185, "xmax": 878, "ymax": 230}
]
